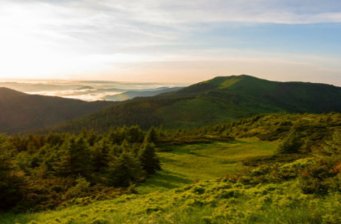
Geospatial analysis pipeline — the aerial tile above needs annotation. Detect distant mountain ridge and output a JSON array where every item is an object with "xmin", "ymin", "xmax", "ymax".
[
  {"xmin": 0, "ymin": 80, "xmax": 180, "ymax": 102},
  {"xmin": 61, "ymin": 75, "xmax": 341, "ymax": 131},
  {"xmin": 107, "ymin": 87, "xmax": 183, "ymax": 101},
  {"xmin": 0, "ymin": 88, "xmax": 113, "ymax": 133}
]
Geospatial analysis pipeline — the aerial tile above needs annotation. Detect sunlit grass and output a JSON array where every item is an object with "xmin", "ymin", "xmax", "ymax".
[
  {"xmin": 3, "ymin": 138, "xmax": 339, "ymax": 224},
  {"xmin": 138, "ymin": 138, "xmax": 278, "ymax": 193}
]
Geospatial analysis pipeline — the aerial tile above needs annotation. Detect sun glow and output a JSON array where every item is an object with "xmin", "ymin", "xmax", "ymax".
[
  {"xmin": 0, "ymin": 1, "xmax": 340, "ymax": 84},
  {"xmin": 0, "ymin": 4, "xmax": 69, "ymax": 79}
]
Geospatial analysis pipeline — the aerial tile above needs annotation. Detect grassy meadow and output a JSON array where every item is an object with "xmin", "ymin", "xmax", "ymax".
[
  {"xmin": 1, "ymin": 113, "xmax": 340, "ymax": 224},
  {"xmin": 138, "ymin": 139, "xmax": 277, "ymax": 193},
  {"xmin": 0, "ymin": 138, "xmax": 281, "ymax": 224}
]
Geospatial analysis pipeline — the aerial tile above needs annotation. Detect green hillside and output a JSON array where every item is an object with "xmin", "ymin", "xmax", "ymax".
[
  {"xmin": 0, "ymin": 88, "xmax": 112, "ymax": 133},
  {"xmin": 1, "ymin": 113, "xmax": 340, "ymax": 224},
  {"xmin": 63, "ymin": 75, "xmax": 341, "ymax": 131},
  {"xmin": 107, "ymin": 87, "xmax": 182, "ymax": 101}
]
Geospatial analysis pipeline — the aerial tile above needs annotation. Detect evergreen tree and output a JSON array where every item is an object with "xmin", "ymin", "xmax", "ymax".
[
  {"xmin": 91, "ymin": 138, "xmax": 110, "ymax": 172},
  {"xmin": 144, "ymin": 127, "xmax": 158, "ymax": 143},
  {"xmin": 138, "ymin": 142, "xmax": 161, "ymax": 175},
  {"xmin": 53, "ymin": 136, "xmax": 92, "ymax": 178},
  {"xmin": 126, "ymin": 126, "xmax": 144, "ymax": 143},
  {"xmin": 107, "ymin": 152, "xmax": 144, "ymax": 187},
  {"xmin": 0, "ymin": 139, "xmax": 22, "ymax": 210}
]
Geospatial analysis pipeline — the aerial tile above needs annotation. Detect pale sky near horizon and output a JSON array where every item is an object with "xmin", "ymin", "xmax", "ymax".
[{"xmin": 0, "ymin": 0, "xmax": 341, "ymax": 85}]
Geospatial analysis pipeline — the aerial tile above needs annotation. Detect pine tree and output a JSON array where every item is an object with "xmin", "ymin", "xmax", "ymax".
[
  {"xmin": 107, "ymin": 152, "xmax": 144, "ymax": 187},
  {"xmin": 91, "ymin": 138, "xmax": 110, "ymax": 172},
  {"xmin": 0, "ymin": 138, "xmax": 22, "ymax": 210},
  {"xmin": 144, "ymin": 127, "xmax": 158, "ymax": 143},
  {"xmin": 53, "ymin": 136, "xmax": 92, "ymax": 178},
  {"xmin": 126, "ymin": 126, "xmax": 144, "ymax": 143},
  {"xmin": 138, "ymin": 142, "xmax": 161, "ymax": 175}
]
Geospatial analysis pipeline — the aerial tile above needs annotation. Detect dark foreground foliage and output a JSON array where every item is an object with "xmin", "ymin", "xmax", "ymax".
[{"xmin": 0, "ymin": 126, "xmax": 160, "ymax": 211}]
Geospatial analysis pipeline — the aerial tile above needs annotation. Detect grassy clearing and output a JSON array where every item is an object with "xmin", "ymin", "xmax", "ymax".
[
  {"xmin": 0, "ymin": 138, "xmax": 281, "ymax": 224},
  {"xmin": 14, "ymin": 138, "xmax": 341, "ymax": 224},
  {"xmin": 138, "ymin": 138, "xmax": 278, "ymax": 193}
]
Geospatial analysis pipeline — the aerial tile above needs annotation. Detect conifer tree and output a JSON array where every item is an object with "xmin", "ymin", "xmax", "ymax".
[
  {"xmin": 53, "ymin": 136, "xmax": 92, "ymax": 178},
  {"xmin": 108, "ymin": 152, "xmax": 144, "ymax": 187},
  {"xmin": 91, "ymin": 138, "xmax": 110, "ymax": 172},
  {"xmin": 0, "ymin": 139, "xmax": 22, "ymax": 210},
  {"xmin": 138, "ymin": 142, "xmax": 161, "ymax": 175},
  {"xmin": 145, "ymin": 127, "xmax": 158, "ymax": 143}
]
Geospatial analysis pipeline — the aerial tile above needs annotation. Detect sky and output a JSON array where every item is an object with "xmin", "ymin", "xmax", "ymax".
[{"xmin": 0, "ymin": 0, "xmax": 341, "ymax": 85}]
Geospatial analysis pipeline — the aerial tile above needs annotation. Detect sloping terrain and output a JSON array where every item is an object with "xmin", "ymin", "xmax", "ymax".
[
  {"xmin": 63, "ymin": 75, "xmax": 341, "ymax": 131},
  {"xmin": 107, "ymin": 87, "xmax": 182, "ymax": 101},
  {"xmin": 0, "ymin": 88, "xmax": 112, "ymax": 133},
  {"xmin": 2, "ymin": 113, "xmax": 340, "ymax": 224}
]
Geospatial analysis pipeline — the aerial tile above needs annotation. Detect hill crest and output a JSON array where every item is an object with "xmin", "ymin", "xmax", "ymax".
[{"xmin": 60, "ymin": 75, "xmax": 341, "ymax": 131}]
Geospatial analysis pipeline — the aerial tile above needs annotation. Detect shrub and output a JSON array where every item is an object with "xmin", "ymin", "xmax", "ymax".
[
  {"xmin": 64, "ymin": 177, "xmax": 90, "ymax": 199},
  {"xmin": 278, "ymin": 130, "xmax": 302, "ymax": 154}
]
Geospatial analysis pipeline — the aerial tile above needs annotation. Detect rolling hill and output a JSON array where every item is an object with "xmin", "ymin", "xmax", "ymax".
[
  {"xmin": 63, "ymin": 75, "xmax": 341, "ymax": 131},
  {"xmin": 107, "ymin": 87, "xmax": 182, "ymax": 101},
  {"xmin": 0, "ymin": 88, "xmax": 112, "ymax": 133}
]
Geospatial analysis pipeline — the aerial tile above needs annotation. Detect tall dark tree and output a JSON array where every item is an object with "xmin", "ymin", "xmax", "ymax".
[
  {"xmin": 126, "ymin": 126, "xmax": 144, "ymax": 143},
  {"xmin": 144, "ymin": 127, "xmax": 158, "ymax": 144},
  {"xmin": 91, "ymin": 138, "xmax": 110, "ymax": 172},
  {"xmin": 138, "ymin": 143, "xmax": 161, "ymax": 175},
  {"xmin": 53, "ymin": 136, "xmax": 92, "ymax": 178},
  {"xmin": 108, "ymin": 152, "xmax": 144, "ymax": 187},
  {"xmin": 0, "ymin": 137, "xmax": 22, "ymax": 210}
]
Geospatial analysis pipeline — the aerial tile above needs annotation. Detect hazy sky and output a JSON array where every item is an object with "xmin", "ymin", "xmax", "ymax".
[{"xmin": 0, "ymin": 0, "xmax": 341, "ymax": 85}]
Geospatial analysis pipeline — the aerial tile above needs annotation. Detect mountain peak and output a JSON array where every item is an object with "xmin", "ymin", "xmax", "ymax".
[
  {"xmin": 206, "ymin": 74, "xmax": 260, "ymax": 86},
  {"xmin": 211, "ymin": 74, "xmax": 256, "ymax": 80},
  {"xmin": 178, "ymin": 75, "xmax": 265, "ymax": 95}
]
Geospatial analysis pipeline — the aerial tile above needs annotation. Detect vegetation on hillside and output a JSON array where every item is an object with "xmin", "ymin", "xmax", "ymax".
[
  {"xmin": 61, "ymin": 75, "xmax": 341, "ymax": 131},
  {"xmin": 0, "ymin": 126, "xmax": 160, "ymax": 211},
  {"xmin": 0, "ymin": 87, "xmax": 112, "ymax": 133},
  {"xmin": 0, "ymin": 113, "xmax": 340, "ymax": 223}
]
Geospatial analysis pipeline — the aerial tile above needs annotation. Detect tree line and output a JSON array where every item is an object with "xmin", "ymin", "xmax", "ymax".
[{"xmin": 0, "ymin": 126, "xmax": 160, "ymax": 211}]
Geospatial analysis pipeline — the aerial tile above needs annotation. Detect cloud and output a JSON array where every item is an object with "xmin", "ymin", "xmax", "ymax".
[
  {"xmin": 2, "ymin": 0, "xmax": 339, "ymax": 54},
  {"xmin": 0, "ymin": 0, "xmax": 340, "ymax": 84},
  {"xmin": 19, "ymin": 0, "xmax": 341, "ymax": 24}
]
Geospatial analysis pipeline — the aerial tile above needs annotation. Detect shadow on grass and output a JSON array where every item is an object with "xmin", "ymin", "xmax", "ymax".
[
  {"xmin": 161, "ymin": 147, "xmax": 209, "ymax": 157},
  {"xmin": 142, "ymin": 170, "xmax": 192, "ymax": 190},
  {"xmin": 227, "ymin": 139, "xmax": 248, "ymax": 144},
  {"xmin": 0, "ymin": 213, "xmax": 32, "ymax": 224}
]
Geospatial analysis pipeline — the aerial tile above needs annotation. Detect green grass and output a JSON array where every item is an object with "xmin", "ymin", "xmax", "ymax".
[
  {"xmin": 2, "ymin": 179, "xmax": 340, "ymax": 224},
  {"xmin": 2, "ymin": 138, "xmax": 340, "ymax": 224},
  {"xmin": 138, "ymin": 138, "xmax": 277, "ymax": 193}
]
